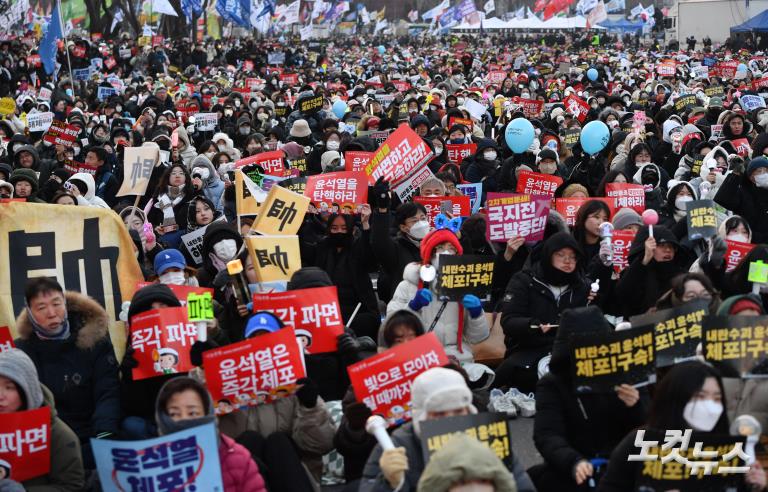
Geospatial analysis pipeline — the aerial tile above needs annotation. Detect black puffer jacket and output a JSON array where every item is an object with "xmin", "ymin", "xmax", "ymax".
[
  {"xmin": 370, "ymin": 210, "xmax": 421, "ymax": 302},
  {"xmin": 715, "ymin": 171, "xmax": 768, "ymax": 244}
]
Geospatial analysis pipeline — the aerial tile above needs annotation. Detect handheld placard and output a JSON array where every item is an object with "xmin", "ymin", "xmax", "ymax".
[{"xmin": 748, "ymin": 260, "xmax": 768, "ymax": 295}]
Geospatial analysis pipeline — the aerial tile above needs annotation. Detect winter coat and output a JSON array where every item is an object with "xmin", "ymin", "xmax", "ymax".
[
  {"xmin": 13, "ymin": 144, "xmax": 52, "ymax": 184},
  {"xmin": 715, "ymin": 171, "xmax": 768, "ymax": 244},
  {"xmin": 219, "ymin": 434, "xmax": 268, "ymax": 492},
  {"xmin": 67, "ymin": 172, "xmax": 110, "ymax": 208},
  {"xmin": 217, "ymin": 394, "xmax": 335, "ymax": 481},
  {"xmin": 333, "ymin": 386, "xmax": 377, "ymax": 481},
  {"xmin": 388, "ymin": 262, "xmax": 490, "ymax": 363},
  {"xmin": 370, "ymin": 210, "xmax": 422, "ymax": 302},
  {"xmin": 189, "ymin": 154, "xmax": 225, "ymax": 212},
  {"xmin": 687, "ymin": 145, "xmax": 730, "ymax": 201},
  {"xmin": 176, "ymin": 126, "xmax": 198, "ymax": 168},
  {"xmin": 15, "ymin": 291, "xmax": 121, "ymax": 442},
  {"xmin": 359, "ymin": 422, "xmax": 536, "ymax": 492}
]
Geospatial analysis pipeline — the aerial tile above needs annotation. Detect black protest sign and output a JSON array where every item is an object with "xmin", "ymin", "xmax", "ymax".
[
  {"xmin": 705, "ymin": 85, "xmax": 725, "ymax": 98},
  {"xmin": 419, "ymin": 413, "xmax": 513, "ymax": 468},
  {"xmin": 630, "ymin": 299, "xmax": 709, "ymax": 368},
  {"xmin": 674, "ymin": 94, "xmax": 698, "ymax": 113},
  {"xmin": 434, "ymin": 255, "xmax": 494, "ymax": 301},
  {"xmin": 635, "ymin": 429, "xmax": 747, "ymax": 492},
  {"xmin": 691, "ymin": 155, "xmax": 705, "ymax": 176},
  {"xmin": 572, "ymin": 325, "xmax": 656, "ymax": 392},
  {"xmin": 299, "ymin": 95, "xmax": 324, "ymax": 115},
  {"xmin": 686, "ymin": 199, "xmax": 717, "ymax": 240},
  {"xmin": 289, "ymin": 156, "xmax": 307, "ymax": 173},
  {"xmin": 274, "ymin": 104, "xmax": 288, "ymax": 117},
  {"xmin": 279, "ymin": 177, "xmax": 307, "ymax": 195},
  {"xmin": 703, "ymin": 315, "xmax": 768, "ymax": 378},
  {"xmin": 563, "ymin": 128, "xmax": 581, "ymax": 149}
]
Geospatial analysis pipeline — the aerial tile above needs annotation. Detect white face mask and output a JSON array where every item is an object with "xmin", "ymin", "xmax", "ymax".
[
  {"xmin": 213, "ymin": 239, "xmax": 237, "ymax": 261},
  {"xmin": 326, "ymin": 140, "xmax": 340, "ymax": 151},
  {"xmin": 204, "ymin": 151, "xmax": 216, "ymax": 159},
  {"xmin": 683, "ymin": 399, "xmax": 723, "ymax": 432},
  {"xmin": 257, "ymin": 113, "xmax": 269, "ymax": 121},
  {"xmin": 483, "ymin": 151, "xmax": 497, "ymax": 161},
  {"xmin": 608, "ymin": 120, "xmax": 619, "ymax": 129},
  {"xmin": 408, "ymin": 220, "xmax": 430, "ymax": 240},
  {"xmin": 159, "ymin": 271, "xmax": 186, "ymax": 285},
  {"xmin": 434, "ymin": 145, "xmax": 443, "ymax": 155},
  {"xmin": 727, "ymin": 233, "xmax": 749, "ymax": 243},
  {"xmin": 674, "ymin": 195, "xmax": 693, "ymax": 210},
  {"xmin": 755, "ymin": 173, "xmax": 768, "ymax": 188},
  {"xmin": 193, "ymin": 167, "xmax": 210, "ymax": 180},
  {"xmin": 431, "ymin": 251, "xmax": 454, "ymax": 267}
]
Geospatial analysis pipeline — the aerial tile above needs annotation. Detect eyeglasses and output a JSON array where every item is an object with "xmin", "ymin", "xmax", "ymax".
[
  {"xmin": 553, "ymin": 252, "xmax": 577, "ymax": 263},
  {"xmin": 170, "ymin": 170, "xmax": 185, "ymax": 177}
]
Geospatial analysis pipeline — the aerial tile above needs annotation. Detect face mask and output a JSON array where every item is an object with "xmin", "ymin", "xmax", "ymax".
[
  {"xmin": 727, "ymin": 233, "xmax": 749, "ymax": 243},
  {"xmin": 521, "ymin": 93, "xmax": 530, "ymax": 99},
  {"xmin": 204, "ymin": 151, "xmax": 216, "ymax": 159},
  {"xmin": 608, "ymin": 120, "xmax": 619, "ymax": 129},
  {"xmin": 326, "ymin": 140, "xmax": 340, "ymax": 151},
  {"xmin": 434, "ymin": 145, "xmax": 443, "ymax": 155},
  {"xmin": 239, "ymin": 127, "xmax": 250, "ymax": 135},
  {"xmin": 213, "ymin": 239, "xmax": 237, "ymax": 261},
  {"xmin": 683, "ymin": 399, "xmax": 723, "ymax": 432},
  {"xmin": 484, "ymin": 151, "xmax": 497, "ymax": 161},
  {"xmin": 674, "ymin": 195, "xmax": 693, "ymax": 210},
  {"xmin": 159, "ymin": 271, "xmax": 186, "ymax": 285},
  {"xmin": 451, "ymin": 137, "xmax": 465, "ymax": 144},
  {"xmin": 73, "ymin": 147, "xmax": 81, "ymax": 156},
  {"xmin": 431, "ymin": 251, "xmax": 454, "ymax": 267},
  {"xmin": 408, "ymin": 220, "xmax": 430, "ymax": 240},
  {"xmin": 540, "ymin": 163, "xmax": 557, "ymax": 174},
  {"xmin": 258, "ymin": 113, "xmax": 269, "ymax": 121},
  {"xmin": 328, "ymin": 232, "xmax": 349, "ymax": 247},
  {"xmin": 193, "ymin": 167, "xmax": 210, "ymax": 180},
  {"xmin": 115, "ymin": 105, "xmax": 123, "ymax": 113},
  {"xmin": 755, "ymin": 173, "xmax": 768, "ymax": 188}
]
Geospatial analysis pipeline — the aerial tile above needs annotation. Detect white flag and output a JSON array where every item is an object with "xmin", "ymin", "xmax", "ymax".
[
  {"xmin": 311, "ymin": 0, "xmax": 328, "ymax": 19},
  {"xmin": 408, "ymin": 9, "xmax": 418, "ymax": 22},
  {"xmin": 151, "ymin": 0, "xmax": 178, "ymax": 16},
  {"xmin": 282, "ymin": 0, "xmax": 300, "ymax": 24},
  {"xmin": 587, "ymin": 0, "xmax": 607, "ymax": 26},
  {"xmin": 515, "ymin": 6, "xmax": 524, "ymax": 18},
  {"xmin": 577, "ymin": 0, "xmax": 598, "ymax": 14},
  {"xmin": 360, "ymin": 7, "xmax": 370, "ymax": 23},
  {"xmin": 630, "ymin": 3, "xmax": 644, "ymax": 17},
  {"xmin": 484, "ymin": 0, "xmax": 495, "ymax": 14},
  {"xmin": 422, "ymin": 0, "xmax": 448, "ymax": 20},
  {"xmin": 300, "ymin": 24, "xmax": 313, "ymax": 40},
  {"xmin": 374, "ymin": 18, "xmax": 388, "ymax": 33}
]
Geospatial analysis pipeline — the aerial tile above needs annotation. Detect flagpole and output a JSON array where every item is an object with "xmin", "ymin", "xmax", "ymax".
[{"xmin": 57, "ymin": 0, "xmax": 75, "ymax": 89}]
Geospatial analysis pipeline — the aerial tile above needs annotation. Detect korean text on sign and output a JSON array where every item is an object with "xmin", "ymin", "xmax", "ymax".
[
  {"xmin": 420, "ymin": 413, "xmax": 512, "ymax": 467},
  {"xmin": 305, "ymin": 171, "xmax": 368, "ymax": 207},
  {"xmin": 0, "ymin": 407, "xmax": 51, "ymax": 481},
  {"xmin": 605, "ymin": 183, "xmax": 645, "ymax": 213},
  {"xmin": 515, "ymin": 170, "xmax": 563, "ymax": 197},
  {"xmin": 485, "ymin": 193, "xmax": 550, "ymax": 243},
  {"xmin": 435, "ymin": 255, "xmax": 495, "ymax": 301},
  {"xmin": 365, "ymin": 124, "xmax": 433, "ymax": 185},
  {"xmin": 703, "ymin": 315, "xmax": 768, "ymax": 377},
  {"xmin": 632, "ymin": 301, "xmax": 708, "ymax": 368},
  {"xmin": 0, "ymin": 325, "xmax": 14, "ymax": 352},
  {"xmin": 129, "ymin": 307, "xmax": 198, "ymax": 380}
]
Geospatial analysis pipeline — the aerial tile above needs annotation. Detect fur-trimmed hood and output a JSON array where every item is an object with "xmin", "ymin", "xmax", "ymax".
[{"xmin": 15, "ymin": 291, "xmax": 109, "ymax": 350}]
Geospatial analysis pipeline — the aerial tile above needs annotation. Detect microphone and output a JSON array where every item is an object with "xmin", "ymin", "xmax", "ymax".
[
  {"xmin": 365, "ymin": 415, "xmax": 395, "ymax": 451},
  {"xmin": 225, "ymin": 259, "xmax": 252, "ymax": 306}
]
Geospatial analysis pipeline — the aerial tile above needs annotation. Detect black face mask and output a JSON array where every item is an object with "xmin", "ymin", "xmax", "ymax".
[
  {"xmin": 328, "ymin": 232, "xmax": 351, "ymax": 248},
  {"xmin": 708, "ymin": 107, "xmax": 723, "ymax": 119},
  {"xmin": 157, "ymin": 140, "xmax": 171, "ymax": 151}
]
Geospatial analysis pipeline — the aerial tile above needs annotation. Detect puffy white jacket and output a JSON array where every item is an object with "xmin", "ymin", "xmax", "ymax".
[{"xmin": 67, "ymin": 172, "xmax": 110, "ymax": 209}]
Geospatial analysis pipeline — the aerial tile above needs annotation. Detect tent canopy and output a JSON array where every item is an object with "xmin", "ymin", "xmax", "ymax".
[
  {"xmin": 451, "ymin": 15, "xmax": 604, "ymax": 30},
  {"xmin": 731, "ymin": 9, "xmax": 768, "ymax": 33},
  {"xmin": 598, "ymin": 17, "xmax": 644, "ymax": 32}
]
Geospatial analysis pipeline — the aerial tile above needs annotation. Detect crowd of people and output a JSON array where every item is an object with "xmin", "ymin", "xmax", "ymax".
[{"xmin": 2, "ymin": 27, "xmax": 768, "ymax": 492}]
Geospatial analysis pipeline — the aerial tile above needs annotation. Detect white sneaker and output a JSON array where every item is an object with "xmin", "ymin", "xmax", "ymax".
[
  {"xmin": 489, "ymin": 388, "xmax": 518, "ymax": 417},
  {"xmin": 506, "ymin": 388, "xmax": 536, "ymax": 417}
]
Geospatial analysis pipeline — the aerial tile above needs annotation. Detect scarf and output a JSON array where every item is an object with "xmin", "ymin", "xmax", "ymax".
[
  {"xmin": 156, "ymin": 190, "xmax": 184, "ymax": 225},
  {"xmin": 27, "ymin": 307, "xmax": 70, "ymax": 341}
]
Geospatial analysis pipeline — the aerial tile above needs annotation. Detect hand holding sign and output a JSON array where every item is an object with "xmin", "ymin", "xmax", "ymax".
[{"xmin": 187, "ymin": 292, "xmax": 213, "ymax": 343}]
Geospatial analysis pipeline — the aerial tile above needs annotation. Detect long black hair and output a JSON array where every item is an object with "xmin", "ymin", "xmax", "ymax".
[
  {"xmin": 573, "ymin": 199, "xmax": 611, "ymax": 247},
  {"xmin": 153, "ymin": 163, "xmax": 194, "ymax": 199}
]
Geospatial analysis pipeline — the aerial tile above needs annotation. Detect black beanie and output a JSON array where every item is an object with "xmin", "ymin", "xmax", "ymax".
[
  {"xmin": 127, "ymin": 284, "xmax": 181, "ymax": 323},
  {"xmin": 287, "ymin": 267, "xmax": 332, "ymax": 290}
]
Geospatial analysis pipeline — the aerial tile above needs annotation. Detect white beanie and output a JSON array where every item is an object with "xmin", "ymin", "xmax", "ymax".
[{"xmin": 411, "ymin": 367, "xmax": 476, "ymax": 435}]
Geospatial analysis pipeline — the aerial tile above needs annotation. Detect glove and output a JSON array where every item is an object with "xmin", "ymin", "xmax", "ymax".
[
  {"xmin": 598, "ymin": 240, "xmax": 613, "ymax": 267},
  {"xmin": 295, "ymin": 377, "xmax": 318, "ymax": 408},
  {"xmin": 462, "ymin": 294, "xmax": 483, "ymax": 319},
  {"xmin": 344, "ymin": 401, "xmax": 372, "ymax": 430},
  {"xmin": 372, "ymin": 177, "xmax": 391, "ymax": 210},
  {"xmin": 708, "ymin": 236, "xmax": 728, "ymax": 268},
  {"xmin": 121, "ymin": 346, "xmax": 140, "ymax": 370},
  {"xmin": 730, "ymin": 155, "xmax": 746, "ymax": 175},
  {"xmin": 337, "ymin": 332, "xmax": 360, "ymax": 356},
  {"xmin": 0, "ymin": 479, "xmax": 25, "ymax": 492},
  {"xmin": 379, "ymin": 447, "xmax": 408, "ymax": 489},
  {"xmin": 190, "ymin": 340, "xmax": 217, "ymax": 367},
  {"xmin": 408, "ymin": 288, "xmax": 432, "ymax": 311}
]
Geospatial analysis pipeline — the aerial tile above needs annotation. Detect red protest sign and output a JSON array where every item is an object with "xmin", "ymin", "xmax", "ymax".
[
  {"xmin": 63, "ymin": 160, "xmax": 99, "ymax": 176},
  {"xmin": 26, "ymin": 55, "xmax": 41, "ymax": 67},
  {"xmin": 448, "ymin": 117, "xmax": 474, "ymax": 131},
  {"xmin": 347, "ymin": 333, "xmax": 448, "ymax": 426},
  {"xmin": 151, "ymin": 35, "xmax": 164, "ymax": 46},
  {"xmin": 236, "ymin": 150, "xmax": 285, "ymax": 176},
  {"xmin": 725, "ymin": 240, "xmax": 756, "ymax": 273},
  {"xmin": 656, "ymin": 62, "xmax": 676, "ymax": 76},
  {"xmin": 445, "ymin": 143, "xmax": 477, "ymax": 164},
  {"xmin": 129, "ymin": 307, "xmax": 198, "ymax": 380},
  {"xmin": 554, "ymin": 197, "xmax": 614, "ymax": 227},
  {"xmin": 0, "ymin": 407, "xmax": 51, "ymax": 481},
  {"xmin": 104, "ymin": 57, "xmax": 117, "ymax": 70},
  {"xmin": 515, "ymin": 170, "xmax": 563, "ymax": 198},
  {"xmin": 0, "ymin": 325, "xmax": 13, "ymax": 352},
  {"xmin": 611, "ymin": 229, "xmax": 636, "ymax": 274},
  {"xmin": 43, "ymin": 120, "xmax": 79, "ymax": 147},
  {"xmin": 365, "ymin": 124, "xmax": 434, "ymax": 185},
  {"xmin": 135, "ymin": 282, "xmax": 213, "ymax": 305},
  {"xmin": 563, "ymin": 93, "xmax": 590, "ymax": 123},
  {"xmin": 203, "ymin": 328, "xmax": 306, "ymax": 414},
  {"xmin": 486, "ymin": 70, "xmax": 507, "ymax": 84},
  {"xmin": 414, "ymin": 195, "xmax": 472, "ymax": 227},
  {"xmin": 717, "ymin": 61, "xmax": 739, "ymax": 79},
  {"xmin": 304, "ymin": 171, "xmax": 368, "ymax": 208},
  {"xmin": 251, "ymin": 286, "xmax": 344, "ymax": 355},
  {"xmin": 606, "ymin": 183, "xmax": 645, "ymax": 213},
  {"xmin": 486, "ymin": 193, "xmax": 551, "ymax": 243},
  {"xmin": 344, "ymin": 151, "xmax": 374, "ymax": 172},
  {"xmin": 392, "ymin": 80, "xmax": 411, "ymax": 93},
  {"xmin": 279, "ymin": 73, "xmax": 299, "ymax": 86},
  {"xmin": 512, "ymin": 97, "xmax": 544, "ymax": 118},
  {"xmin": 731, "ymin": 138, "xmax": 752, "ymax": 158},
  {"xmin": 753, "ymin": 77, "xmax": 768, "ymax": 91}
]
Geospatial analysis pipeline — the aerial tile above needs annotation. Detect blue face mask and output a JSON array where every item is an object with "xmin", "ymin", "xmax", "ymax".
[{"xmin": 451, "ymin": 137, "xmax": 464, "ymax": 144}]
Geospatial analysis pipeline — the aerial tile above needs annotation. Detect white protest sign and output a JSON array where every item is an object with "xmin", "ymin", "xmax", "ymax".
[
  {"xmin": 181, "ymin": 216, "xmax": 226, "ymax": 265},
  {"xmin": 194, "ymin": 113, "xmax": 218, "ymax": 132},
  {"xmin": 27, "ymin": 111, "xmax": 54, "ymax": 132},
  {"xmin": 464, "ymin": 98, "xmax": 487, "ymax": 121},
  {"xmin": 740, "ymin": 95, "xmax": 766, "ymax": 111}
]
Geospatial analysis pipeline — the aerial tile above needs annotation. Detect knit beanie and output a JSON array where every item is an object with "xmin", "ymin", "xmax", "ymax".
[{"xmin": 0, "ymin": 349, "xmax": 44, "ymax": 409}]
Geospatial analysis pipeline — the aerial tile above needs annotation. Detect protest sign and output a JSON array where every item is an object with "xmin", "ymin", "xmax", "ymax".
[
  {"xmin": 357, "ymin": 130, "xmax": 392, "ymax": 147},
  {"xmin": 97, "ymin": 86, "xmax": 118, "ymax": 100},
  {"xmin": 725, "ymin": 240, "xmax": 755, "ymax": 272},
  {"xmin": 732, "ymin": 138, "xmax": 752, "ymax": 158},
  {"xmin": 245, "ymin": 235, "xmax": 302, "ymax": 283},
  {"xmin": 463, "ymin": 98, "xmax": 487, "ymax": 121},
  {"xmin": 448, "ymin": 116, "xmax": 474, "ymax": 131},
  {"xmin": 135, "ymin": 282, "xmax": 213, "ymax": 306},
  {"xmin": 434, "ymin": 255, "xmax": 494, "ymax": 301},
  {"xmin": 344, "ymin": 151, "xmax": 374, "ymax": 172},
  {"xmin": 630, "ymin": 299, "xmax": 709, "ymax": 368},
  {"xmin": 193, "ymin": 112, "xmax": 218, "ymax": 131},
  {"xmin": 187, "ymin": 292, "xmax": 214, "ymax": 322},
  {"xmin": 62, "ymin": 160, "xmax": 99, "ymax": 176},
  {"xmin": 611, "ymin": 229, "xmax": 636, "ymax": 273},
  {"xmin": 365, "ymin": 124, "xmax": 433, "ymax": 186},
  {"xmin": 299, "ymin": 95, "xmax": 324, "ymax": 115},
  {"xmin": 563, "ymin": 128, "xmax": 581, "ymax": 149},
  {"xmin": 457, "ymin": 183, "xmax": 482, "ymax": 214},
  {"xmin": 686, "ymin": 199, "xmax": 717, "ymax": 239},
  {"xmin": 445, "ymin": 143, "xmax": 477, "ymax": 164},
  {"xmin": 43, "ymin": 120, "xmax": 79, "ymax": 147},
  {"xmin": 251, "ymin": 185, "xmax": 309, "ymax": 236},
  {"xmin": 92, "ymin": 422, "xmax": 223, "ymax": 491},
  {"xmin": 73, "ymin": 67, "xmax": 91, "ymax": 81},
  {"xmin": 740, "ymin": 94, "xmax": 766, "ymax": 112},
  {"xmin": 572, "ymin": 325, "xmax": 656, "ymax": 392},
  {"xmin": 348, "ymin": 333, "xmax": 449, "ymax": 426},
  {"xmin": 0, "ymin": 203, "xmax": 143, "ymax": 360},
  {"xmin": 485, "ymin": 193, "xmax": 550, "ymax": 243},
  {"xmin": 657, "ymin": 62, "xmax": 676, "ymax": 76},
  {"xmin": 392, "ymin": 165, "xmax": 435, "ymax": 202},
  {"xmin": 703, "ymin": 315, "xmax": 768, "ymax": 377},
  {"xmin": 129, "ymin": 307, "xmax": 197, "ymax": 380},
  {"xmin": 691, "ymin": 154, "xmax": 705, "ymax": 176},
  {"xmin": 235, "ymin": 168, "xmax": 267, "ymax": 216},
  {"xmin": 0, "ymin": 325, "xmax": 13, "ymax": 352},
  {"xmin": 251, "ymin": 286, "xmax": 344, "ymax": 354},
  {"xmin": 606, "ymin": 182, "xmax": 645, "ymax": 213},
  {"xmin": 554, "ymin": 197, "xmax": 614, "ymax": 227},
  {"xmin": 420, "ymin": 413, "xmax": 513, "ymax": 467},
  {"xmin": 27, "ymin": 111, "xmax": 53, "ymax": 132},
  {"xmin": 279, "ymin": 177, "xmax": 307, "ymax": 196},
  {"xmin": 305, "ymin": 171, "xmax": 368, "ymax": 209},
  {"xmin": 516, "ymin": 170, "xmax": 563, "ymax": 198},
  {"xmin": 511, "ymin": 97, "xmax": 543, "ymax": 118},
  {"xmin": 203, "ymin": 328, "xmax": 306, "ymax": 413},
  {"xmin": 710, "ymin": 124, "xmax": 724, "ymax": 141},
  {"xmin": 753, "ymin": 76, "xmax": 768, "ymax": 91},
  {"xmin": 0, "ymin": 407, "xmax": 51, "ymax": 481},
  {"xmin": 674, "ymin": 94, "xmax": 698, "ymax": 112},
  {"xmin": 414, "ymin": 195, "xmax": 471, "ymax": 227},
  {"xmin": 116, "ymin": 146, "xmax": 159, "ymax": 197},
  {"xmin": 486, "ymin": 70, "xmax": 507, "ymax": 84},
  {"xmin": 180, "ymin": 216, "xmax": 226, "ymax": 265},
  {"xmin": 268, "ymin": 51, "xmax": 286, "ymax": 64},
  {"xmin": 236, "ymin": 150, "xmax": 285, "ymax": 176},
  {"xmin": 705, "ymin": 85, "xmax": 725, "ymax": 98},
  {"xmin": 564, "ymin": 93, "xmax": 590, "ymax": 123}
]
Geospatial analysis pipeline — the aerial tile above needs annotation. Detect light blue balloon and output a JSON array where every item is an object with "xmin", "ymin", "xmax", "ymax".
[
  {"xmin": 738, "ymin": 63, "xmax": 748, "ymax": 72},
  {"xmin": 505, "ymin": 118, "xmax": 535, "ymax": 154},
  {"xmin": 378, "ymin": 45, "xmax": 386, "ymax": 55},
  {"xmin": 587, "ymin": 68, "xmax": 598, "ymax": 81},
  {"xmin": 580, "ymin": 120, "xmax": 610, "ymax": 155},
  {"xmin": 332, "ymin": 99, "xmax": 348, "ymax": 119}
]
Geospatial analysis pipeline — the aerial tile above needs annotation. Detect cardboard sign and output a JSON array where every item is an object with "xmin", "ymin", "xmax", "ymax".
[
  {"xmin": 203, "ymin": 328, "xmax": 306, "ymax": 414},
  {"xmin": 564, "ymin": 94, "xmax": 590, "ymax": 123},
  {"xmin": 344, "ymin": 151, "xmax": 374, "ymax": 172},
  {"xmin": 299, "ymin": 95, "xmax": 324, "ymax": 115},
  {"xmin": 445, "ymin": 143, "xmax": 477, "ymax": 165},
  {"xmin": 393, "ymin": 166, "xmax": 436, "ymax": 203},
  {"xmin": 629, "ymin": 299, "xmax": 709, "ymax": 368},
  {"xmin": 304, "ymin": 171, "xmax": 368, "ymax": 209},
  {"xmin": 485, "ymin": 193, "xmax": 551, "ymax": 243},
  {"xmin": 703, "ymin": 315, "xmax": 768, "ymax": 377},
  {"xmin": 686, "ymin": 199, "xmax": 717, "ymax": 240},
  {"xmin": 116, "ymin": 146, "xmax": 159, "ymax": 197},
  {"xmin": 414, "ymin": 195, "xmax": 471, "ymax": 227},
  {"xmin": 725, "ymin": 240, "xmax": 756, "ymax": 272},
  {"xmin": 187, "ymin": 292, "xmax": 213, "ymax": 322},
  {"xmin": 731, "ymin": 138, "xmax": 752, "ymax": 158},
  {"xmin": 129, "ymin": 307, "xmax": 198, "ymax": 380},
  {"xmin": 251, "ymin": 286, "xmax": 344, "ymax": 354},
  {"xmin": 572, "ymin": 325, "xmax": 656, "ymax": 392},
  {"xmin": 27, "ymin": 111, "xmax": 53, "ymax": 132},
  {"xmin": 193, "ymin": 112, "xmax": 218, "ymax": 132},
  {"xmin": 245, "ymin": 235, "xmax": 302, "ymax": 283},
  {"xmin": 563, "ymin": 128, "xmax": 581, "ymax": 149},
  {"xmin": 43, "ymin": 120, "xmax": 79, "ymax": 147},
  {"xmin": 251, "ymin": 185, "xmax": 309, "ymax": 236},
  {"xmin": 365, "ymin": 124, "xmax": 433, "ymax": 186},
  {"xmin": 135, "ymin": 283, "xmax": 214, "ymax": 306},
  {"xmin": 0, "ymin": 325, "xmax": 13, "ymax": 352},
  {"xmin": 456, "ymin": 183, "xmax": 482, "ymax": 214},
  {"xmin": 554, "ymin": 197, "xmax": 614, "ymax": 227},
  {"xmin": 606, "ymin": 183, "xmax": 645, "ymax": 213},
  {"xmin": 516, "ymin": 170, "xmax": 563, "ymax": 198},
  {"xmin": 348, "ymin": 333, "xmax": 449, "ymax": 427},
  {"xmin": 612, "ymin": 229, "xmax": 636, "ymax": 273},
  {"xmin": 434, "ymin": 255, "xmax": 494, "ymax": 301},
  {"xmin": 236, "ymin": 150, "xmax": 285, "ymax": 176},
  {"xmin": 0, "ymin": 407, "xmax": 51, "ymax": 481},
  {"xmin": 420, "ymin": 413, "xmax": 513, "ymax": 467},
  {"xmin": 92, "ymin": 423, "xmax": 223, "ymax": 490}
]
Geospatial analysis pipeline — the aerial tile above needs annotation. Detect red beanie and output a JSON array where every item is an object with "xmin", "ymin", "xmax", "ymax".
[
  {"xmin": 730, "ymin": 298, "xmax": 763, "ymax": 315},
  {"xmin": 420, "ymin": 229, "xmax": 463, "ymax": 265}
]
